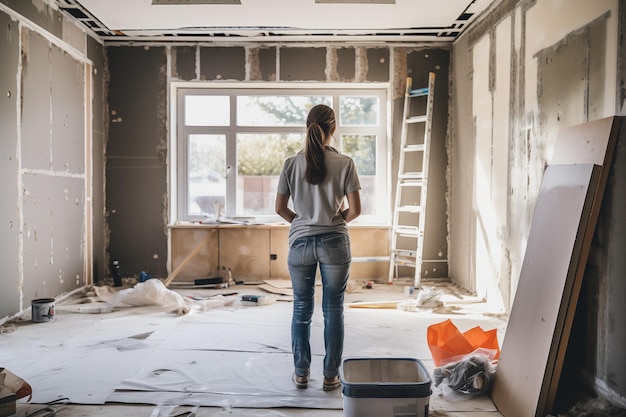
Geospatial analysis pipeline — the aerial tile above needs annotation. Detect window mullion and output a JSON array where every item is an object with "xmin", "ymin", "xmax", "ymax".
[{"xmin": 225, "ymin": 94, "xmax": 237, "ymax": 218}]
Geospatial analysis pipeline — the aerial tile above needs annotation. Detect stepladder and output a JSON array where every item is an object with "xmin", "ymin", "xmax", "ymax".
[{"xmin": 388, "ymin": 72, "xmax": 435, "ymax": 288}]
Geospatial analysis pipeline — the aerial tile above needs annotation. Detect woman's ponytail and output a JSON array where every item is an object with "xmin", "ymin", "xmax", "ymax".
[{"xmin": 304, "ymin": 105, "xmax": 336, "ymax": 185}]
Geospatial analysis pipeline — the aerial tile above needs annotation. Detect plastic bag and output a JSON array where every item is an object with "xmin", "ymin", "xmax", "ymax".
[
  {"xmin": 109, "ymin": 278, "xmax": 187, "ymax": 312},
  {"xmin": 427, "ymin": 318, "xmax": 500, "ymax": 367},
  {"xmin": 433, "ymin": 353, "xmax": 496, "ymax": 398}
]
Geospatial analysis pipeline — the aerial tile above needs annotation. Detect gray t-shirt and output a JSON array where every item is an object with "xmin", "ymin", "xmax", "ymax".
[{"xmin": 277, "ymin": 147, "xmax": 361, "ymax": 246}]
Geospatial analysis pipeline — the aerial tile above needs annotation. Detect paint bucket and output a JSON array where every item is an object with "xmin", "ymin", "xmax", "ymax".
[{"xmin": 31, "ymin": 298, "xmax": 55, "ymax": 323}]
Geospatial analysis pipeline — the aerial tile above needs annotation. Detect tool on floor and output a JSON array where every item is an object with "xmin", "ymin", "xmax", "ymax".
[
  {"xmin": 193, "ymin": 276, "xmax": 224, "ymax": 286},
  {"xmin": 240, "ymin": 294, "xmax": 276, "ymax": 306},
  {"xmin": 24, "ymin": 397, "xmax": 69, "ymax": 417}
]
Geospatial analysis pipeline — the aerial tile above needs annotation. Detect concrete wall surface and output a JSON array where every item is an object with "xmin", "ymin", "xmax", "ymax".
[{"xmin": 450, "ymin": 0, "xmax": 625, "ymax": 407}]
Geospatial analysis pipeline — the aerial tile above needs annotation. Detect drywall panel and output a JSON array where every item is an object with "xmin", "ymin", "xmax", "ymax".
[
  {"xmin": 87, "ymin": 36, "xmax": 106, "ymax": 282},
  {"xmin": 336, "ymin": 47, "xmax": 356, "ymax": 81},
  {"xmin": 258, "ymin": 46, "xmax": 277, "ymax": 81},
  {"xmin": 366, "ymin": 48, "xmax": 390, "ymax": 82},
  {"xmin": 493, "ymin": 17, "xmax": 511, "ymax": 231},
  {"xmin": 491, "ymin": 163, "xmax": 600, "ymax": 417},
  {"xmin": 448, "ymin": 34, "xmax": 475, "ymax": 293},
  {"xmin": 525, "ymin": 0, "xmax": 617, "ymax": 116},
  {"xmin": 247, "ymin": 46, "xmax": 277, "ymax": 81},
  {"xmin": 0, "ymin": 10, "xmax": 20, "ymax": 318},
  {"xmin": 51, "ymin": 42, "xmax": 85, "ymax": 174},
  {"xmin": 18, "ymin": 25, "xmax": 88, "ymax": 305},
  {"xmin": 1, "ymin": 0, "xmax": 63, "ymax": 39},
  {"xmin": 21, "ymin": 174, "xmax": 86, "ymax": 302},
  {"xmin": 21, "ymin": 30, "xmax": 52, "ymax": 171},
  {"xmin": 472, "ymin": 34, "xmax": 495, "ymax": 302},
  {"xmin": 219, "ymin": 228, "xmax": 270, "ymax": 281},
  {"xmin": 548, "ymin": 117, "xmax": 624, "ymax": 406},
  {"xmin": 349, "ymin": 227, "xmax": 389, "ymax": 280},
  {"xmin": 279, "ymin": 47, "xmax": 326, "ymax": 81},
  {"xmin": 492, "ymin": 16, "xmax": 512, "ymax": 308},
  {"xmin": 107, "ymin": 47, "xmax": 167, "ymax": 157},
  {"xmin": 199, "ymin": 46, "xmax": 245, "ymax": 81},
  {"xmin": 175, "ymin": 46, "xmax": 197, "ymax": 81},
  {"xmin": 536, "ymin": 29, "xmax": 588, "ymax": 151},
  {"xmin": 170, "ymin": 227, "xmax": 219, "ymax": 282},
  {"xmin": 106, "ymin": 46, "xmax": 168, "ymax": 279},
  {"xmin": 551, "ymin": 116, "xmax": 619, "ymax": 166},
  {"xmin": 106, "ymin": 163, "xmax": 168, "ymax": 278},
  {"xmin": 588, "ymin": 15, "xmax": 608, "ymax": 122},
  {"xmin": 269, "ymin": 228, "xmax": 289, "ymax": 280},
  {"xmin": 601, "ymin": 124, "xmax": 626, "ymax": 401},
  {"xmin": 169, "ymin": 226, "xmax": 390, "ymax": 282}
]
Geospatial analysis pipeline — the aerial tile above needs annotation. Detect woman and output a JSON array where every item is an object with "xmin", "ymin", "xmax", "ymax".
[{"xmin": 275, "ymin": 104, "xmax": 361, "ymax": 391}]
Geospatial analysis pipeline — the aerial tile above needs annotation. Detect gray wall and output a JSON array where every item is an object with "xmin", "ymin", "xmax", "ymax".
[
  {"xmin": 0, "ymin": 1, "xmax": 106, "ymax": 319},
  {"xmin": 105, "ymin": 43, "xmax": 451, "ymax": 280}
]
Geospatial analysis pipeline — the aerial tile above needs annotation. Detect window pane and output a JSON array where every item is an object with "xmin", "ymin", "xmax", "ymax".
[
  {"xmin": 237, "ymin": 133, "xmax": 304, "ymax": 215},
  {"xmin": 342, "ymin": 134, "xmax": 377, "ymax": 215},
  {"xmin": 237, "ymin": 96, "xmax": 331, "ymax": 126},
  {"xmin": 185, "ymin": 96, "xmax": 230, "ymax": 126},
  {"xmin": 188, "ymin": 134, "xmax": 226, "ymax": 217},
  {"xmin": 339, "ymin": 96, "xmax": 379, "ymax": 126}
]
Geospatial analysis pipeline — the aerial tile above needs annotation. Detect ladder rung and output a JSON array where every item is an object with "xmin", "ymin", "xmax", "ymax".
[
  {"xmin": 392, "ymin": 258, "xmax": 417, "ymax": 267},
  {"xmin": 394, "ymin": 226, "xmax": 420, "ymax": 237},
  {"xmin": 392, "ymin": 249, "xmax": 418, "ymax": 258},
  {"xmin": 399, "ymin": 178, "xmax": 423, "ymax": 185},
  {"xmin": 403, "ymin": 144, "xmax": 425, "ymax": 152},
  {"xmin": 397, "ymin": 205, "xmax": 422, "ymax": 213},
  {"xmin": 399, "ymin": 172, "xmax": 423, "ymax": 178},
  {"xmin": 406, "ymin": 115, "xmax": 427, "ymax": 124},
  {"xmin": 409, "ymin": 87, "xmax": 429, "ymax": 97}
]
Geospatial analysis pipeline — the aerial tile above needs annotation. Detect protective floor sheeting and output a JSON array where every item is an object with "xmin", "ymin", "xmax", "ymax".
[{"xmin": 0, "ymin": 283, "xmax": 506, "ymax": 412}]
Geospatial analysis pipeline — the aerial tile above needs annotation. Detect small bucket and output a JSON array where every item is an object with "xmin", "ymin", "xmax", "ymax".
[{"xmin": 31, "ymin": 298, "xmax": 55, "ymax": 323}]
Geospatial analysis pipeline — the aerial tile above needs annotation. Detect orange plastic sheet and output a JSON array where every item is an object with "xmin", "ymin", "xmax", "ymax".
[{"xmin": 427, "ymin": 319, "xmax": 500, "ymax": 367}]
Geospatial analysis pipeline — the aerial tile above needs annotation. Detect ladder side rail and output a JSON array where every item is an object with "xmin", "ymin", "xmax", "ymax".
[
  {"xmin": 388, "ymin": 77, "xmax": 414, "ymax": 283},
  {"xmin": 413, "ymin": 72, "xmax": 436, "ymax": 288}
]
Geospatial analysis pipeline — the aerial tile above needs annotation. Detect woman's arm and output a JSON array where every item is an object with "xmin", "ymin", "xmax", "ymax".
[
  {"xmin": 341, "ymin": 190, "xmax": 361, "ymax": 223},
  {"xmin": 275, "ymin": 192, "xmax": 296, "ymax": 223}
]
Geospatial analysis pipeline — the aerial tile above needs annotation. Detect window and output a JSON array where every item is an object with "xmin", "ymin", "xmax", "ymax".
[{"xmin": 175, "ymin": 85, "xmax": 389, "ymax": 224}]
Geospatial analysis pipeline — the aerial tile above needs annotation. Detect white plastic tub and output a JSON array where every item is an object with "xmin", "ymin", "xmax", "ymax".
[{"xmin": 340, "ymin": 358, "xmax": 432, "ymax": 417}]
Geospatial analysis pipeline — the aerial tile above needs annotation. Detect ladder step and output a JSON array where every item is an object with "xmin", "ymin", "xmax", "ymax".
[
  {"xmin": 392, "ymin": 249, "xmax": 418, "ymax": 258},
  {"xmin": 409, "ymin": 87, "xmax": 429, "ymax": 97},
  {"xmin": 406, "ymin": 115, "xmax": 427, "ymax": 124},
  {"xmin": 391, "ymin": 258, "xmax": 417, "ymax": 267},
  {"xmin": 391, "ymin": 251, "xmax": 419, "ymax": 267},
  {"xmin": 399, "ymin": 178, "xmax": 423, "ymax": 186},
  {"xmin": 399, "ymin": 172, "xmax": 424, "ymax": 179},
  {"xmin": 403, "ymin": 144, "xmax": 425, "ymax": 152},
  {"xmin": 394, "ymin": 226, "xmax": 420, "ymax": 237},
  {"xmin": 397, "ymin": 205, "xmax": 422, "ymax": 213}
]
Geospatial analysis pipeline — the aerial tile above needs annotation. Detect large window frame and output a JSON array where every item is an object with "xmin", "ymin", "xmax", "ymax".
[{"xmin": 169, "ymin": 82, "xmax": 391, "ymax": 225}]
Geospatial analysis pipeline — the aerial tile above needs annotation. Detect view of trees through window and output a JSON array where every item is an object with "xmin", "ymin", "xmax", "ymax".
[{"xmin": 178, "ymin": 88, "xmax": 387, "ymax": 222}]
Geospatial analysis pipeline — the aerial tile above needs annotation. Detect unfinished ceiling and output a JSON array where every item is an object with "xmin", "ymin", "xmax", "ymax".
[{"xmin": 54, "ymin": 0, "xmax": 497, "ymax": 42}]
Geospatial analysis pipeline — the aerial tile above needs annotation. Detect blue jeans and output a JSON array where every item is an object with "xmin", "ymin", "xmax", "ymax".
[{"xmin": 288, "ymin": 232, "xmax": 351, "ymax": 379}]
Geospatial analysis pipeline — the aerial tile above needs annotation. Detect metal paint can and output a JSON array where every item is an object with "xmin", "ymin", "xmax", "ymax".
[{"xmin": 31, "ymin": 298, "xmax": 55, "ymax": 323}]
